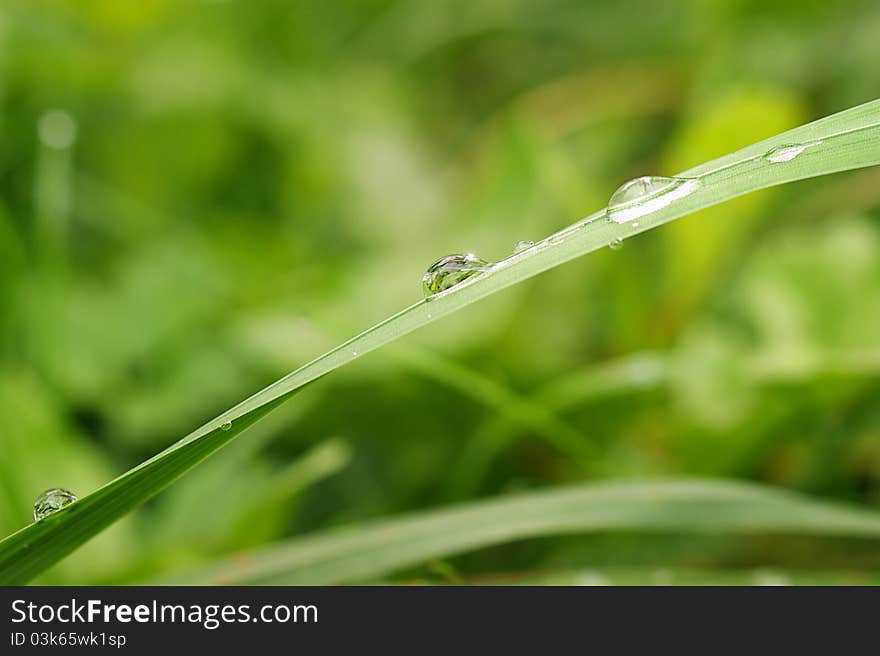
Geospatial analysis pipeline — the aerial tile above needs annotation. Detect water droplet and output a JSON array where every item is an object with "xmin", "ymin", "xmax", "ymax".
[
  {"xmin": 653, "ymin": 569, "xmax": 674, "ymax": 585},
  {"xmin": 606, "ymin": 176, "xmax": 700, "ymax": 225},
  {"xmin": 220, "ymin": 421, "xmax": 232, "ymax": 431},
  {"xmin": 548, "ymin": 235, "xmax": 564, "ymax": 245},
  {"xmin": 37, "ymin": 110, "xmax": 77, "ymax": 149},
  {"xmin": 763, "ymin": 141, "xmax": 821, "ymax": 163},
  {"xmin": 575, "ymin": 571, "xmax": 611, "ymax": 586},
  {"xmin": 33, "ymin": 488, "xmax": 77, "ymax": 521},
  {"xmin": 608, "ymin": 238, "xmax": 623, "ymax": 250},
  {"xmin": 352, "ymin": 350, "xmax": 358, "ymax": 356},
  {"xmin": 513, "ymin": 240, "xmax": 534, "ymax": 254},
  {"xmin": 422, "ymin": 253, "xmax": 490, "ymax": 297}
]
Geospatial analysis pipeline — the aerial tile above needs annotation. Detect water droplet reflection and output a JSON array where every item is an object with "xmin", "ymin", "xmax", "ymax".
[{"xmin": 422, "ymin": 253, "xmax": 490, "ymax": 297}]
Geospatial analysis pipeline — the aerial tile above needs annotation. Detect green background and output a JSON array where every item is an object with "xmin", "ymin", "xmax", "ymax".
[{"xmin": 1, "ymin": 0, "xmax": 879, "ymax": 584}]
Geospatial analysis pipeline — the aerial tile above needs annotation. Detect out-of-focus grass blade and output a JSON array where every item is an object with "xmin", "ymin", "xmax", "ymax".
[
  {"xmin": 2, "ymin": 98, "xmax": 879, "ymax": 584},
  {"xmin": 169, "ymin": 478, "xmax": 880, "ymax": 585},
  {"xmin": 479, "ymin": 567, "xmax": 880, "ymax": 586}
]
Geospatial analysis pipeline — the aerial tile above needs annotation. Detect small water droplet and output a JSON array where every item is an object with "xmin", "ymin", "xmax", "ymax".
[
  {"xmin": 33, "ymin": 488, "xmax": 77, "ymax": 521},
  {"xmin": 220, "ymin": 421, "xmax": 232, "ymax": 431},
  {"xmin": 422, "ymin": 253, "xmax": 490, "ymax": 297},
  {"xmin": 763, "ymin": 141, "xmax": 821, "ymax": 163},
  {"xmin": 606, "ymin": 176, "xmax": 700, "ymax": 225},
  {"xmin": 352, "ymin": 350, "xmax": 358, "ymax": 356},
  {"xmin": 513, "ymin": 240, "xmax": 534, "ymax": 254},
  {"xmin": 608, "ymin": 238, "xmax": 623, "ymax": 250}
]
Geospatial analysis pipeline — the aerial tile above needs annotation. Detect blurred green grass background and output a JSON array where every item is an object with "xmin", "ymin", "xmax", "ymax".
[{"xmin": 1, "ymin": 0, "xmax": 879, "ymax": 584}]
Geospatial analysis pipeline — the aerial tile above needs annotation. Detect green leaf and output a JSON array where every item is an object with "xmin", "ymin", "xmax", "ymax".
[
  {"xmin": 167, "ymin": 478, "xmax": 880, "ymax": 585},
  {"xmin": 1, "ymin": 98, "xmax": 879, "ymax": 584}
]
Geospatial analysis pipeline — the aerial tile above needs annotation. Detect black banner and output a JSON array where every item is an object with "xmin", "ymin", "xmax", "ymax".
[{"xmin": 1, "ymin": 586, "xmax": 875, "ymax": 651}]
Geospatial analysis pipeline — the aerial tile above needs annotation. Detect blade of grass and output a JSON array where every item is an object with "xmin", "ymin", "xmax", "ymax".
[
  {"xmin": 441, "ymin": 352, "xmax": 669, "ymax": 497},
  {"xmin": 390, "ymin": 345, "xmax": 597, "ymax": 461},
  {"xmin": 146, "ymin": 394, "xmax": 322, "ymax": 546},
  {"xmin": 2, "ymin": 98, "xmax": 879, "ymax": 584},
  {"xmin": 538, "ymin": 346, "xmax": 880, "ymax": 414},
  {"xmin": 165, "ymin": 478, "xmax": 880, "ymax": 585},
  {"xmin": 473, "ymin": 567, "xmax": 880, "ymax": 586},
  {"xmin": 189, "ymin": 98, "xmax": 880, "ymax": 445}
]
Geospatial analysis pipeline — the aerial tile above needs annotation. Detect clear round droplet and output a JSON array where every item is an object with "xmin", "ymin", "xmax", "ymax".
[
  {"xmin": 33, "ymin": 488, "xmax": 77, "ymax": 521},
  {"xmin": 37, "ymin": 110, "xmax": 77, "ymax": 149},
  {"xmin": 609, "ymin": 238, "xmax": 623, "ymax": 250},
  {"xmin": 513, "ymin": 240, "xmax": 534, "ymax": 254},
  {"xmin": 220, "ymin": 421, "xmax": 232, "ymax": 431},
  {"xmin": 606, "ymin": 176, "xmax": 700, "ymax": 225},
  {"xmin": 763, "ymin": 141, "xmax": 821, "ymax": 163},
  {"xmin": 422, "ymin": 253, "xmax": 490, "ymax": 297}
]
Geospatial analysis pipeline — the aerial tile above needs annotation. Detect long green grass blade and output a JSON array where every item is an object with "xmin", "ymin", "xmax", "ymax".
[
  {"xmin": 1, "ymin": 98, "xmax": 878, "ymax": 584},
  {"xmin": 168, "ymin": 478, "xmax": 880, "ymax": 585},
  {"xmin": 485, "ymin": 567, "xmax": 880, "ymax": 586}
]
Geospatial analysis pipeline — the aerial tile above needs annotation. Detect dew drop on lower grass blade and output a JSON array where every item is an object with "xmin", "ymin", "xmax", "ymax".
[
  {"xmin": 37, "ymin": 110, "xmax": 77, "ymax": 150},
  {"xmin": 606, "ymin": 176, "xmax": 700, "ymax": 225},
  {"xmin": 220, "ymin": 421, "xmax": 232, "ymax": 431},
  {"xmin": 764, "ymin": 141, "xmax": 822, "ymax": 163},
  {"xmin": 422, "ymin": 253, "xmax": 491, "ymax": 297},
  {"xmin": 609, "ymin": 238, "xmax": 623, "ymax": 250},
  {"xmin": 513, "ymin": 240, "xmax": 534, "ymax": 254},
  {"xmin": 33, "ymin": 488, "xmax": 78, "ymax": 521}
]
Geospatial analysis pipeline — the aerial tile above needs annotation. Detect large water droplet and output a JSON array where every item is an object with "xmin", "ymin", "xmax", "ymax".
[
  {"xmin": 422, "ymin": 253, "xmax": 490, "ymax": 297},
  {"xmin": 220, "ymin": 421, "xmax": 232, "ymax": 431},
  {"xmin": 608, "ymin": 238, "xmax": 623, "ymax": 250},
  {"xmin": 763, "ymin": 141, "xmax": 821, "ymax": 163},
  {"xmin": 606, "ymin": 176, "xmax": 700, "ymax": 225},
  {"xmin": 513, "ymin": 240, "xmax": 534, "ymax": 254},
  {"xmin": 33, "ymin": 488, "xmax": 77, "ymax": 521}
]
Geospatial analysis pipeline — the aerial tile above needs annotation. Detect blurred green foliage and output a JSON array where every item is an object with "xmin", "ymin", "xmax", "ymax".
[{"xmin": 0, "ymin": 0, "xmax": 878, "ymax": 584}]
